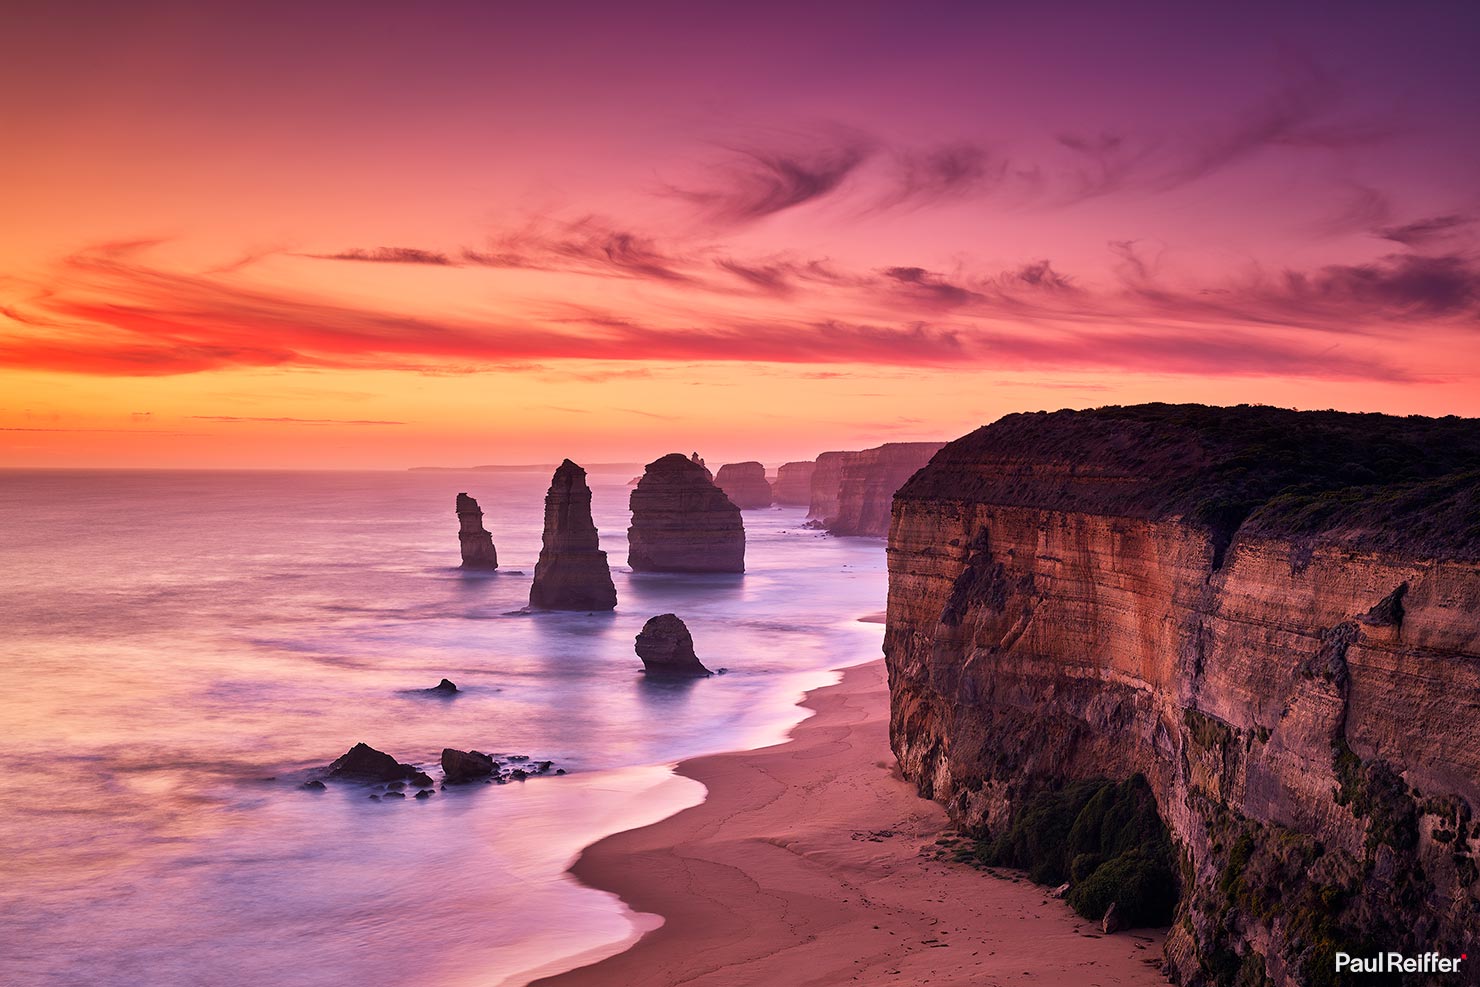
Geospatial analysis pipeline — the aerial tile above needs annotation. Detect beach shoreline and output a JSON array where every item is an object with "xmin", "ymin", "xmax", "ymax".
[{"xmin": 529, "ymin": 659, "xmax": 1171, "ymax": 987}]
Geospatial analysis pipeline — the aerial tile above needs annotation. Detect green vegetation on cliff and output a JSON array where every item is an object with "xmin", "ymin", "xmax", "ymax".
[{"xmin": 975, "ymin": 775, "xmax": 1179, "ymax": 928}]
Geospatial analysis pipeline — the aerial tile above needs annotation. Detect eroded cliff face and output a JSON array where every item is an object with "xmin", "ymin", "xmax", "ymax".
[
  {"xmin": 773, "ymin": 461, "xmax": 816, "ymax": 506},
  {"xmin": 885, "ymin": 406, "xmax": 1480, "ymax": 986},
  {"xmin": 808, "ymin": 451, "xmax": 847, "ymax": 522},
  {"xmin": 831, "ymin": 442, "xmax": 945, "ymax": 536}
]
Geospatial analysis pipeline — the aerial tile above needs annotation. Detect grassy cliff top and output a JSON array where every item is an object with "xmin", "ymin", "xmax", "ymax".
[{"xmin": 897, "ymin": 403, "xmax": 1480, "ymax": 561}]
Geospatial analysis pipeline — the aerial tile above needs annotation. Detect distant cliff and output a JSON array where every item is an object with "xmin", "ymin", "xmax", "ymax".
[
  {"xmin": 773, "ymin": 461, "xmax": 816, "ymax": 506},
  {"xmin": 807, "ymin": 442, "xmax": 944, "ymax": 535},
  {"xmin": 884, "ymin": 405, "xmax": 1480, "ymax": 986}
]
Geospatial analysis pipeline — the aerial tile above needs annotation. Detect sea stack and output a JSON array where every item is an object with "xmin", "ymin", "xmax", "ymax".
[
  {"xmin": 528, "ymin": 460, "xmax": 617, "ymax": 611},
  {"xmin": 634, "ymin": 614, "xmax": 711, "ymax": 676},
  {"xmin": 714, "ymin": 461, "xmax": 773, "ymax": 509},
  {"xmin": 455, "ymin": 493, "xmax": 498, "ymax": 569},
  {"xmin": 628, "ymin": 453, "xmax": 745, "ymax": 572},
  {"xmin": 772, "ymin": 461, "xmax": 816, "ymax": 506}
]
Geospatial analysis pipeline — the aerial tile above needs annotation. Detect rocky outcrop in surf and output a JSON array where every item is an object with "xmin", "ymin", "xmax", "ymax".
[
  {"xmin": 327, "ymin": 743, "xmax": 433, "ymax": 786},
  {"xmin": 628, "ymin": 453, "xmax": 745, "ymax": 573},
  {"xmin": 634, "ymin": 613, "xmax": 712, "ymax": 676},
  {"xmin": 714, "ymin": 461, "xmax": 773, "ymax": 509},
  {"xmin": 456, "ymin": 492, "xmax": 498, "ymax": 569},
  {"xmin": 528, "ymin": 460, "xmax": 617, "ymax": 610},
  {"xmin": 884, "ymin": 404, "xmax": 1480, "ymax": 985},
  {"xmin": 773, "ymin": 461, "xmax": 816, "ymax": 506}
]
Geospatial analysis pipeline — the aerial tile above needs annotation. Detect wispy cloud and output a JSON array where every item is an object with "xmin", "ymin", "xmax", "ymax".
[
  {"xmin": 189, "ymin": 415, "xmax": 406, "ymax": 425},
  {"xmin": 5, "ymin": 231, "xmax": 1470, "ymax": 385},
  {"xmin": 1375, "ymin": 214, "xmax": 1474, "ymax": 247},
  {"xmin": 665, "ymin": 133, "xmax": 876, "ymax": 224},
  {"xmin": 308, "ymin": 247, "xmax": 455, "ymax": 265}
]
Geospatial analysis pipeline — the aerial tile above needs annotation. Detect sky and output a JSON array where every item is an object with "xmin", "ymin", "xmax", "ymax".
[{"xmin": 3, "ymin": 0, "xmax": 1479, "ymax": 468}]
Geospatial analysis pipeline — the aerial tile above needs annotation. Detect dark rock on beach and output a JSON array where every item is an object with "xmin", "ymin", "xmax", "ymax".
[{"xmin": 635, "ymin": 613, "xmax": 712, "ymax": 676}]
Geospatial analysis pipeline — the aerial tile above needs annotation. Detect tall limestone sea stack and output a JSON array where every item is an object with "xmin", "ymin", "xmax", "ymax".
[
  {"xmin": 884, "ymin": 405, "xmax": 1480, "ymax": 985},
  {"xmin": 628, "ymin": 453, "xmax": 745, "ymax": 572},
  {"xmin": 528, "ymin": 460, "xmax": 617, "ymax": 610},
  {"xmin": 772, "ymin": 461, "xmax": 816, "ymax": 506},
  {"xmin": 714, "ymin": 461, "xmax": 773, "ymax": 509},
  {"xmin": 455, "ymin": 493, "xmax": 498, "ymax": 569}
]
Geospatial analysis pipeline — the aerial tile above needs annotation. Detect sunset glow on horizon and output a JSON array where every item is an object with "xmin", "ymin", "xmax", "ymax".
[{"xmin": 4, "ymin": 2, "xmax": 1479, "ymax": 468}]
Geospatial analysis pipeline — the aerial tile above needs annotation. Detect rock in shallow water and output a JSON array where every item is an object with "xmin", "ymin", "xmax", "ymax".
[
  {"xmin": 455, "ymin": 492, "xmax": 499, "ymax": 569},
  {"xmin": 528, "ymin": 460, "xmax": 618, "ymax": 611},
  {"xmin": 635, "ymin": 613, "xmax": 713, "ymax": 676},
  {"xmin": 441, "ymin": 748, "xmax": 496, "ymax": 783},
  {"xmin": 628, "ymin": 454, "xmax": 744, "ymax": 573},
  {"xmin": 423, "ymin": 678, "xmax": 458, "ymax": 694},
  {"xmin": 328, "ymin": 742, "xmax": 432, "ymax": 785},
  {"xmin": 714, "ymin": 461, "xmax": 773, "ymax": 509}
]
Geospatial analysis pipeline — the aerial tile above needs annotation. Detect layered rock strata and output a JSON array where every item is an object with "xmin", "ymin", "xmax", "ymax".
[
  {"xmin": 714, "ymin": 461, "xmax": 773, "ymax": 509},
  {"xmin": 455, "ymin": 492, "xmax": 498, "ymax": 568},
  {"xmin": 634, "ymin": 613, "xmax": 712, "ymax": 676},
  {"xmin": 807, "ymin": 451, "xmax": 848, "ymax": 522},
  {"xmin": 884, "ymin": 405, "xmax": 1480, "ymax": 986},
  {"xmin": 628, "ymin": 453, "xmax": 745, "ymax": 572},
  {"xmin": 528, "ymin": 460, "xmax": 617, "ymax": 610},
  {"xmin": 830, "ymin": 441, "xmax": 944, "ymax": 536},
  {"xmin": 773, "ymin": 461, "xmax": 816, "ymax": 506}
]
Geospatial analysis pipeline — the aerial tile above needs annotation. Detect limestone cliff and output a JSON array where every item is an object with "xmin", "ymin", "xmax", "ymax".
[
  {"xmin": 830, "ymin": 441, "xmax": 945, "ymax": 536},
  {"xmin": 528, "ymin": 459, "xmax": 617, "ymax": 610},
  {"xmin": 455, "ymin": 492, "xmax": 498, "ymax": 569},
  {"xmin": 807, "ymin": 451, "xmax": 847, "ymax": 522},
  {"xmin": 885, "ymin": 405, "xmax": 1480, "ymax": 986},
  {"xmin": 774, "ymin": 461, "xmax": 816, "ymax": 506},
  {"xmin": 714, "ymin": 461, "xmax": 773, "ymax": 509},
  {"xmin": 628, "ymin": 453, "xmax": 745, "ymax": 573}
]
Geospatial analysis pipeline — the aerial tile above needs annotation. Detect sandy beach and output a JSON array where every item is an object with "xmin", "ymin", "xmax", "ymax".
[{"xmin": 533, "ymin": 660, "xmax": 1170, "ymax": 987}]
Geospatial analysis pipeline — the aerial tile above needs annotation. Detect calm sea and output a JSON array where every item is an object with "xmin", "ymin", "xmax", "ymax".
[{"xmin": 0, "ymin": 467, "xmax": 886, "ymax": 987}]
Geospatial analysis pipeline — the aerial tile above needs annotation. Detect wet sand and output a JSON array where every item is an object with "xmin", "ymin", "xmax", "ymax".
[{"xmin": 532, "ymin": 660, "xmax": 1170, "ymax": 987}]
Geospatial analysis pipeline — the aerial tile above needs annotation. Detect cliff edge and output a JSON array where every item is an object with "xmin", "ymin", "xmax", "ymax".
[{"xmin": 885, "ymin": 404, "xmax": 1480, "ymax": 986}]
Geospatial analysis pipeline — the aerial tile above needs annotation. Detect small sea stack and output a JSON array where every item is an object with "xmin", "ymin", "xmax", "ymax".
[
  {"xmin": 628, "ymin": 453, "xmax": 745, "ymax": 573},
  {"xmin": 715, "ymin": 462, "xmax": 773, "ymax": 509},
  {"xmin": 634, "ymin": 614, "xmax": 711, "ymax": 676},
  {"xmin": 773, "ymin": 461, "xmax": 816, "ymax": 506},
  {"xmin": 455, "ymin": 493, "xmax": 498, "ymax": 569},
  {"xmin": 528, "ymin": 459, "xmax": 618, "ymax": 611}
]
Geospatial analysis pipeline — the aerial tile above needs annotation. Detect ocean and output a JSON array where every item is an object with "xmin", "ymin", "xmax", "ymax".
[{"xmin": 0, "ymin": 467, "xmax": 887, "ymax": 987}]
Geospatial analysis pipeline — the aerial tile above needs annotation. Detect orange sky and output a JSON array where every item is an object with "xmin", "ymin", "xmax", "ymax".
[{"xmin": 4, "ymin": 3, "xmax": 1479, "ymax": 468}]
